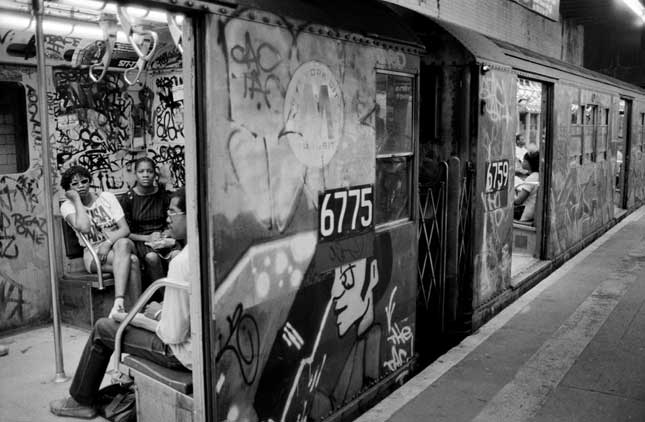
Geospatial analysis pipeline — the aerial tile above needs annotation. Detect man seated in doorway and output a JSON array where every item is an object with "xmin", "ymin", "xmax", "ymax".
[
  {"xmin": 514, "ymin": 151, "xmax": 540, "ymax": 223},
  {"xmin": 50, "ymin": 188, "xmax": 191, "ymax": 419},
  {"xmin": 59, "ymin": 165, "xmax": 141, "ymax": 318},
  {"xmin": 515, "ymin": 133, "xmax": 529, "ymax": 178}
]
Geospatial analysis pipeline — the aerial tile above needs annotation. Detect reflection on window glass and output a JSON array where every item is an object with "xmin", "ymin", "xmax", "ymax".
[
  {"xmin": 375, "ymin": 73, "xmax": 413, "ymax": 155},
  {"xmin": 571, "ymin": 104, "xmax": 579, "ymax": 124},
  {"xmin": 375, "ymin": 157, "xmax": 410, "ymax": 224}
]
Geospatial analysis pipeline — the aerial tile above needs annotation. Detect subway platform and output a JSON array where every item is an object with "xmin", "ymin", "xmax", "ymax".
[
  {"xmin": 358, "ymin": 206, "xmax": 645, "ymax": 422},
  {"xmin": 3, "ymin": 207, "xmax": 645, "ymax": 422}
]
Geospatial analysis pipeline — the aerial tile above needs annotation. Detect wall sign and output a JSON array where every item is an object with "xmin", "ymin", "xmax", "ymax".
[
  {"xmin": 485, "ymin": 160, "xmax": 510, "ymax": 193},
  {"xmin": 319, "ymin": 185, "xmax": 373, "ymax": 240}
]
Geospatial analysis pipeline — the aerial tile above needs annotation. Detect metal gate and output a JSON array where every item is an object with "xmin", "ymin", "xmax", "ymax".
[{"xmin": 417, "ymin": 158, "xmax": 473, "ymax": 341}]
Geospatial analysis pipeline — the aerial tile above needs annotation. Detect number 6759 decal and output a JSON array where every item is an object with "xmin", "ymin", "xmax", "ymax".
[{"xmin": 319, "ymin": 185, "xmax": 374, "ymax": 240}]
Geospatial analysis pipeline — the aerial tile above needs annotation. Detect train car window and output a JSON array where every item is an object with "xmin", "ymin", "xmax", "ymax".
[
  {"xmin": 596, "ymin": 108, "xmax": 609, "ymax": 161},
  {"xmin": 618, "ymin": 101, "xmax": 625, "ymax": 139},
  {"xmin": 640, "ymin": 113, "xmax": 645, "ymax": 152},
  {"xmin": 375, "ymin": 72, "xmax": 415, "ymax": 225},
  {"xmin": 570, "ymin": 103, "xmax": 582, "ymax": 166},
  {"xmin": 582, "ymin": 104, "xmax": 597, "ymax": 163},
  {"xmin": 0, "ymin": 82, "xmax": 29, "ymax": 174}
]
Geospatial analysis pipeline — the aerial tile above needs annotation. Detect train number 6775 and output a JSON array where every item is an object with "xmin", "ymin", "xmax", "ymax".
[{"xmin": 319, "ymin": 185, "xmax": 373, "ymax": 240}]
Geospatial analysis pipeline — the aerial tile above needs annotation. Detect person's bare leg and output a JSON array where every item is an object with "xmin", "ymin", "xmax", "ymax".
[
  {"xmin": 145, "ymin": 252, "xmax": 164, "ymax": 284},
  {"xmin": 125, "ymin": 254, "xmax": 142, "ymax": 310},
  {"xmin": 109, "ymin": 239, "xmax": 135, "ymax": 315}
]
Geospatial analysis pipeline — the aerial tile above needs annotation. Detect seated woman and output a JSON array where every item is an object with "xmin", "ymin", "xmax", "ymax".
[
  {"xmin": 120, "ymin": 157, "xmax": 176, "ymax": 288},
  {"xmin": 514, "ymin": 151, "xmax": 540, "ymax": 222},
  {"xmin": 59, "ymin": 165, "xmax": 141, "ymax": 317}
]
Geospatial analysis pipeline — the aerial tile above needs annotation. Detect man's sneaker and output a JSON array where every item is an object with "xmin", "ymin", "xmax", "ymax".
[{"xmin": 50, "ymin": 397, "xmax": 97, "ymax": 419}]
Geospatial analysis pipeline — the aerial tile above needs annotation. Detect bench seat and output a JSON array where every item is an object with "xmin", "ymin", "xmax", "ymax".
[{"xmin": 123, "ymin": 355, "xmax": 193, "ymax": 395}]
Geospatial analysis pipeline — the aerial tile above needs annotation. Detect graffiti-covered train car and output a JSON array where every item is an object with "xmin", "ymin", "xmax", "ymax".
[
  {"xmin": 4, "ymin": 0, "xmax": 645, "ymax": 421},
  {"xmin": 198, "ymin": 3, "xmax": 425, "ymax": 420}
]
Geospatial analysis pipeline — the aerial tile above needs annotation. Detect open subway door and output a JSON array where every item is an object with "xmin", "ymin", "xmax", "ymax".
[{"xmin": 198, "ymin": 2, "xmax": 423, "ymax": 421}]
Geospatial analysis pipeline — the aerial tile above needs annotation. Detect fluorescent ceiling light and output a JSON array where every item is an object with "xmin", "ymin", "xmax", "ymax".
[{"xmin": 622, "ymin": 0, "xmax": 645, "ymax": 22}]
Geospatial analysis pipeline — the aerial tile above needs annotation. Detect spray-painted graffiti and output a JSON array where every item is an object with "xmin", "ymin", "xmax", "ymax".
[
  {"xmin": 0, "ymin": 270, "xmax": 26, "ymax": 322},
  {"xmin": 216, "ymin": 303, "xmax": 261, "ymax": 385},
  {"xmin": 383, "ymin": 286, "xmax": 413, "ymax": 371},
  {"xmin": 153, "ymin": 75, "xmax": 184, "ymax": 142},
  {"xmin": 230, "ymin": 31, "xmax": 284, "ymax": 109},
  {"xmin": 547, "ymin": 86, "xmax": 613, "ymax": 256},
  {"xmin": 475, "ymin": 70, "xmax": 514, "ymax": 301},
  {"xmin": 0, "ymin": 171, "xmax": 43, "ymax": 259}
]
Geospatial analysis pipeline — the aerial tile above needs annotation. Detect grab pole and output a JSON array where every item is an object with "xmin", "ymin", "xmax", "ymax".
[{"xmin": 33, "ymin": 0, "xmax": 69, "ymax": 383}]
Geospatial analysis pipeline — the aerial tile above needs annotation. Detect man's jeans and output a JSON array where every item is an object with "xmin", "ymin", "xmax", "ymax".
[{"xmin": 70, "ymin": 317, "xmax": 183, "ymax": 405}]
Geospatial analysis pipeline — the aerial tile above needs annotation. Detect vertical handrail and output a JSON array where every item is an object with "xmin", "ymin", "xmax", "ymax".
[{"xmin": 34, "ymin": 0, "xmax": 68, "ymax": 383}]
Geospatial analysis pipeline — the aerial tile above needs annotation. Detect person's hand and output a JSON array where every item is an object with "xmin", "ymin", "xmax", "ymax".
[
  {"xmin": 144, "ymin": 301, "xmax": 162, "ymax": 320},
  {"xmin": 97, "ymin": 241, "xmax": 111, "ymax": 265},
  {"xmin": 150, "ymin": 232, "xmax": 162, "ymax": 241},
  {"xmin": 65, "ymin": 190, "xmax": 81, "ymax": 202}
]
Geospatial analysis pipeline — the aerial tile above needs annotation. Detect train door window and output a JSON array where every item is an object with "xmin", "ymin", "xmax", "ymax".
[
  {"xmin": 596, "ymin": 108, "xmax": 609, "ymax": 161},
  {"xmin": 582, "ymin": 104, "xmax": 597, "ymax": 163},
  {"xmin": 570, "ymin": 103, "xmax": 582, "ymax": 166},
  {"xmin": 375, "ymin": 71, "xmax": 415, "ymax": 226},
  {"xmin": 615, "ymin": 99, "xmax": 630, "ymax": 211},
  {"xmin": 0, "ymin": 82, "xmax": 28, "ymax": 174}
]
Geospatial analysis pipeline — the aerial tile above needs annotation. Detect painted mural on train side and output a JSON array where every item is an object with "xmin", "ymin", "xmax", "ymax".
[
  {"xmin": 0, "ymin": 27, "xmax": 185, "ymax": 331},
  {"xmin": 205, "ymin": 9, "xmax": 419, "ymax": 421}
]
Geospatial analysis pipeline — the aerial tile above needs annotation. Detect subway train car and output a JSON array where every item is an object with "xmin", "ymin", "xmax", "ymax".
[
  {"xmin": 1, "ymin": 0, "xmax": 645, "ymax": 421},
  {"xmin": 394, "ymin": 9, "xmax": 645, "ymax": 334}
]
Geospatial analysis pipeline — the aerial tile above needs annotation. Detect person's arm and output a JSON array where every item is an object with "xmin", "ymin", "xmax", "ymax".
[
  {"xmin": 63, "ymin": 191, "xmax": 92, "ymax": 233},
  {"xmin": 514, "ymin": 188, "xmax": 530, "ymax": 205},
  {"xmin": 104, "ymin": 217, "xmax": 131, "ymax": 244},
  {"xmin": 111, "ymin": 311, "xmax": 158, "ymax": 332}
]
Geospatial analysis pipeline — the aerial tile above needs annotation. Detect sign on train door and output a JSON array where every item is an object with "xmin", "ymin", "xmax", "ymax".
[{"xmin": 197, "ymin": 6, "xmax": 422, "ymax": 421}]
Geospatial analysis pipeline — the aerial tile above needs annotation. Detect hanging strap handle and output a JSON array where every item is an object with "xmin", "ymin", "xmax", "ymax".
[
  {"xmin": 117, "ymin": 6, "xmax": 158, "ymax": 85},
  {"xmin": 89, "ymin": 18, "xmax": 118, "ymax": 83}
]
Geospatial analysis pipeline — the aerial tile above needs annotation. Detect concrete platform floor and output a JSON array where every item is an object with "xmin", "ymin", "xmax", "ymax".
[
  {"xmin": 359, "ymin": 206, "xmax": 645, "ymax": 422},
  {"xmin": 0, "ymin": 325, "xmax": 112, "ymax": 422}
]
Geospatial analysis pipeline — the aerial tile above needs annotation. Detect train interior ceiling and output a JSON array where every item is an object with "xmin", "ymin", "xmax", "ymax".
[{"xmin": 0, "ymin": 0, "xmax": 186, "ymax": 188}]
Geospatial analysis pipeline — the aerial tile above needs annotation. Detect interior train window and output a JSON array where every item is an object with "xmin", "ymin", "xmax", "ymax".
[
  {"xmin": 375, "ymin": 72, "xmax": 415, "ymax": 225},
  {"xmin": 0, "ymin": 82, "xmax": 29, "ymax": 174}
]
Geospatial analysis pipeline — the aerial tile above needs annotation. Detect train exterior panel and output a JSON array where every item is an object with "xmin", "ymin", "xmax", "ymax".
[{"xmin": 199, "ymin": 6, "xmax": 422, "ymax": 421}]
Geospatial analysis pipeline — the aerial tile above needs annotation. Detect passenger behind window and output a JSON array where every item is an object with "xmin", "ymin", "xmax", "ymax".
[
  {"xmin": 514, "ymin": 151, "xmax": 540, "ymax": 222},
  {"xmin": 50, "ymin": 188, "xmax": 192, "ymax": 420},
  {"xmin": 515, "ymin": 134, "xmax": 529, "ymax": 179},
  {"xmin": 120, "ymin": 157, "xmax": 177, "ymax": 290},
  {"xmin": 59, "ymin": 165, "xmax": 141, "ymax": 318}
]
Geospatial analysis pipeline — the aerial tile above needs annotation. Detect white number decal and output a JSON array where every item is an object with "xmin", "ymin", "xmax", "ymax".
[
  {"xmin": 348, "ymin": 189, "xmax": 361, "ymax": 230},
  {"xmin": 320, "ymin": 193, "xmax": 334, "ymax": 237},
  {"xmin": 334, "ymin": 191, "xmax": 348, "ymax": 233},
  {"xmin": 360, "ymin": 186, "xmax": 373, "ymax": 227}
]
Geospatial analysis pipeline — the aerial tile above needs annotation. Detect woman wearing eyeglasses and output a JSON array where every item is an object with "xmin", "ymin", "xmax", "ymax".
[{"xmin": 59, "ymin": 165, "xmax": 141, "ymax": 318}]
